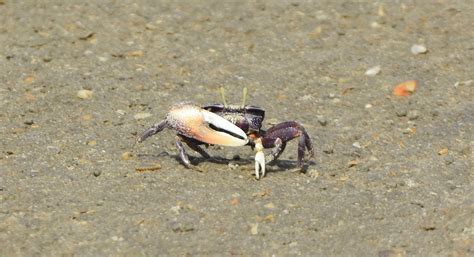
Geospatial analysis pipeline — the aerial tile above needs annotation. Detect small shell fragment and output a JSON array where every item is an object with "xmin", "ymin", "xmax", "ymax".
[
  {"xmin": 411, "ymin": 44, "xmax": 428, "ymax": 55},
  {"xmin": 365, "ymin": 65, "xmax": 381, "ymax": 76},
  {"xmin": 77, "ymin": 89, "xmax": 93, "ymax": 99},
  {"xmin": 393, "ymin": 80, "xmax": 417, "ymax": 96},
  {"xmin": 134, "ymin": 112, "xmax": 152, "ymax": 120}
]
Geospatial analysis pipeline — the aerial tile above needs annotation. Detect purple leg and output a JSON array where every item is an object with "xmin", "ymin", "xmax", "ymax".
[
  {"xmin": 137, "ymin": 120, "xmax": 167, "ymax": 143},
  {"xmin": 175, "ymin": 136, "xmax": 192, "ymax": 168},
  {"xmin": 261, "ymin": 121, "xmax": 314, "ymax": 168},
  {"xmin": 180, "ymin": 136, "xmax": 211, "ymax": 158}
]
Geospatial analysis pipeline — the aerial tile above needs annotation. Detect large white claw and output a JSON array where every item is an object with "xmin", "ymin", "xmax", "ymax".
[
  {"xmin": 202, "ymin": 110, "xmax": 248, "ymax": 146},
  {"xmin": 168, "ymin": 104, "xmax": 248, "ymax": 147},
  {"xmin": 254, "ymin": 138, "xmax": 265, "ymax": 180}
]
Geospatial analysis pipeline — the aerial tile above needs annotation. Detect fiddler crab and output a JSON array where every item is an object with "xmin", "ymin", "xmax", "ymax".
[{"xmin": 137, "ymin": 88, "xmax": 314, "ymax": 179}]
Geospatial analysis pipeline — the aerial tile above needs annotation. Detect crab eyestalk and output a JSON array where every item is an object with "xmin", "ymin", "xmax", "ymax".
[
  {"xmin": 254, "ymin": 138, "xmax": 266, "ymax": 180},
  {"xmin": 220, "ymin": 87, "xmax": 228, "ymax": 107},
  {"xmin": 241, "ymin": 87, "xmax": 248, "ymax": 108}
]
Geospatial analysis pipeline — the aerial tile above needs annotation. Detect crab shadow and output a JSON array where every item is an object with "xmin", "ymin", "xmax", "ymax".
[
  {"xmin": 182, "ymin": 155, "xmax": 315, "ymax": 175},
  {"xmin": 136, "ymin": 152, "xmax": 314, "ymax": 174}
]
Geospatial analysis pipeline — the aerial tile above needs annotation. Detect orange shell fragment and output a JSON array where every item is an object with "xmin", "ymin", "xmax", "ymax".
[{"xmin": 393, "ymin": 80, "xmax": 417, "ymax": 96}]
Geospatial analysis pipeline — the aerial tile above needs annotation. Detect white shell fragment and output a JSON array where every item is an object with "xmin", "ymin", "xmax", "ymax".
[
  {"xmin": 365, "ymin": 65, "xmax": 381, "ymax": 76},
  {"xmin": 77, "ymin": 89, "xmax": 93, "ymax": 99},
  {"xmin": 134, "ymin": 112, "xmax": 152, "ymax": 120},
  {"xmin": 411, "ymin": 44, "xmax": 428, "ymax": 55}
]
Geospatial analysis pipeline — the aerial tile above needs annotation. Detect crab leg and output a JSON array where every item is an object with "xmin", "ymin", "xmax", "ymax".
[
  {"xmin": 137, "ymin": 120, "xmax": 167, "ymax": 143},
  {"xmin": 179, "ymin": 135, "xmax": 211, "ymax": 159},
  {"xmin": 175, "ymin": 136, "xmax": 192, "ymax": 168},
  {"xmin": 261, "ymin": 121, "xmax": 314, "ymax": 167},
  {"xmin": 254, "ymin": 138, "xmax": 266, "ymax": 180}
]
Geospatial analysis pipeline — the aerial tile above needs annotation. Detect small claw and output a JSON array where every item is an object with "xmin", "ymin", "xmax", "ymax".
[
  {"xmin": 254, "ymin": 138, "xmax": 265, "ymax": 180},
  {"xmin": 168, "ymin": 104, "xmax": 248, "ymax": 147}
]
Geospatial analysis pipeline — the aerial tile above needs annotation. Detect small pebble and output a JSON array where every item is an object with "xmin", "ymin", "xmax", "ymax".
[
  {"xmin": 407, "ymin": 110, "xmax": 419, "ymax": 120},
  {"xmin": 87, "ymin": 140, "xmax": 97, "ymax": 146},
  {"xmin": 250, "ymin": 223, "xmax": 259, "ymax": 235},
  {"xmin": 316, "ymin": 115, "xmax": 327, "ymax": 126},
  {"xmin": 323, "ymin": 146, "xmax": 334, "ymax": 154},
  {"xmin": 77, "ymin": 89, "xmax": 93, "ymax": 99},
  {"xmin": 116, "ymin": 109, "xmax": 126, "ymax": 115},
  {"xmin": 370, "ymin": 22, "xmax": 381, "ymax": 28},
  {"xmin": 121, "ymin": 152, "xmax": 132, "ymax": 160},
  {"xmin": 307, "ymin": 169, "xmax": 320, "ymax": 179},
  {"xmin": 93, "ymin": 170, "xmax": 102, "ymax": 177},
  {"xmin": 444, "ymin": 155, "xmax": 455, "ymax": 165},
  {"xmin": 264, "ymin": 203, "xmax": 275, "ymax": 209},
  {"xmin": 352, "ymin": 142, "xmax": 362, "ymax": 149},
  {"xmin": 395, "ymin": 108, "xmax": 407, "ymax": 117},
  {"xmin": 328, "ymin": 93, "xmax": 336, "ymax": 99},
  {"xmin": 348, "ymin": 160, "xmax": 359, "ymax": 167},
  {"xmin": 365, "ymin": 65, "xmax": 381, "ymax": 76},
  {"xmin": 299, "ymin": 95, "xmax": 314, "ymax": 101},
  {"xmin": 47, "ymin": 145, "xmax": 61, "ymax": 154},
  {"xmin": 134, "ymin": 112, "xmax": 152, "ymax": 120},
  {"xmin": 228, "ymin": 162, "xmax": 239, "ymax": 170},
  {"xmin": 411, "ymin": 44, "xmax": 428, "ymax": 55},
  {"xmin": 365, "ymin": 104, "xmax": 373, "ymax": 109},
  {"xmin": 127, "ymin": 50, "xmax": 144, "ymax": 57},
  {"xmin": 438, "ymin": 148, "xmax": 448, "ymax": 156}
]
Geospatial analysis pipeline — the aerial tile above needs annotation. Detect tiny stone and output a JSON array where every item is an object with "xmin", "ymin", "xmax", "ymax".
[
  {"xmin": 307, "ymin": 169, "xmax": 320, "ymax": 179},
  {"xmin": 98, "ymin": 56, "xmax": 108, "ymax": 62},
  {"xmin": 365, "ymin": 104, "xmax": 373, "ymax": 109},
  {"xmin": 323, "ymin": 146, "xmax": 334, "ymax": 154},
  {"xmin": 331, "ymin": 98, "xmax": 341, "ymax": 103},
  {"xmin": 93, "ymin": 170, "xmax": 102, "ymax": 177},
  {"xmin": 411, "ymin": 44, "xmax": 428, "ymax": 55},
  {"xmin": 116, "ymin": 109, "xmax": 126, "ymax": 115},
  {"xmin": 299, "ymin": 94, "xmax": 314, "ymax": 101},
  {"xmin": 352, "ymin": 142, "xmax": 362, "ymax": 149},
  {"xmin": 438, "ymin": 148, "xmax": 448, "ymax": 156},
  {"xmin": 365, "ymin": 65, "xmax": 381, "ymax": 76},
  {"xmin": 250, "ymin": 223, "xmax": 258, "ymax": 235},
  {"xmin": 47, "ymin": 145, "xmax": 61, "ymax": 154},
  {"xmin": 444, "ymin": 155, "xmax": 455, "ymax": 165},
  {"xmin": 134, "ymin": 112, "xmax": 152, "ymax": 120},
  {"xmin": 370, "ymin": 22, "xmax": 381, "ymax": 28},
  {"xmin": 348, "ymin": 160, "xmax": 359, "ymax": 167},
  {"xmin": 24, "ymin": 120, "xmax": 34, "ymax": 125},
  {"xmin": 228, "ymin": 162, "xmax": 239, "ymax": 170},
  {"xmin": 328, "ymin": 93, "xmax": 336, "ymax": 99},
  {"xmin": 264, "ymin": 202, "xmax": 275, "ymax": 209},
  {"xmin": 127, "ymin": 50, "xmax": 144, "ymax": 57},
  {"xmin": 395, "ymin": 108, "xmax": 407, "ymax": 117},
  {"xmin": 316, "ymin": 115, "xmax": 327, "ymax": 126},
  {"xmin": 407, "ymin": 110, "xmax": 419, "ymax": 120},
  {"xmin": 77, "ymin": 89, "xmax": 93, "ymax": 99},
  {"xmin": 121, "ymin": 152, "xmax": 132, "ymax": 160}
]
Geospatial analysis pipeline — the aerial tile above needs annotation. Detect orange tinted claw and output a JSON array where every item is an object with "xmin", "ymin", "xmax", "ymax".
[{"xmin": 167, "ymin": 104, "xmax": 248, "ymax": 147}]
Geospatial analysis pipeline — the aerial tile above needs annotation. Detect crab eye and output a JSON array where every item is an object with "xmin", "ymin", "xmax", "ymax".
[
  {"xmin": 244, "ymin": 105, "xmax": 265, "ymax": 118},
  {"xmin": 202, "ymin": 103, "xmax": 225, "ymax": 113}
]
